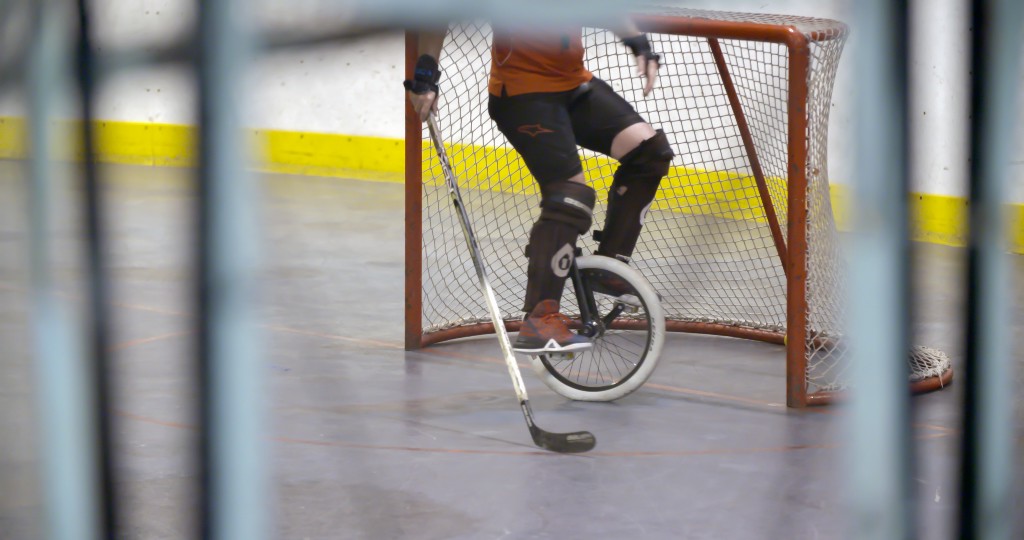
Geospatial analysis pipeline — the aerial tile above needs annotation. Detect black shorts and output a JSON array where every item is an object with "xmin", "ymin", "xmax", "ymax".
[{"xmin": 487, "ymin": 78, "xmax": 645, "ymax": 186}]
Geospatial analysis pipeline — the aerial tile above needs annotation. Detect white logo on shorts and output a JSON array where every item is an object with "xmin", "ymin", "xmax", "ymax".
[{"xmin": 552, "ymin": 244, "xmax": 574, "ymax": 278}]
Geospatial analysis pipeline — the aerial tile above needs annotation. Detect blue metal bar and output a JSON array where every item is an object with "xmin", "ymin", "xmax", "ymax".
[
  {"xmin": 0, "ymin": 0, "xmax": 629, "ymax": 97},
  {"xmin": 313, "ymin": 0, "xmax": 629, "ymax": 29},
  {"xmin": 25, "ymin": 1, "xmax": 101, "ymax": 539},
  {"xmin": 958, "ymin": 1, "xmax": 1023, "ymax": 538},
  {"xmin": 194, "ymin": 0, "xmax": 269, "ymax": 538},
  {"xmin": 845, "ymin": 0, "xmax": 915, "ymax": 538},
  {"xmin": 74, "ymin": 0, "xmax": 119, "ymax": 536}
]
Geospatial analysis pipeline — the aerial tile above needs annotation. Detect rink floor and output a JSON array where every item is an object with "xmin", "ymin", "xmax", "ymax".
[{"xmin": 1, "ymin": 162, "xmax": 1022, "ymax": 539}]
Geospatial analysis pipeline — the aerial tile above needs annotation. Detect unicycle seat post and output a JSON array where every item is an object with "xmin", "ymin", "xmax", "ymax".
[{"xmin": 569, "ymin": 251, "xmax": 601, "ymax": 337}]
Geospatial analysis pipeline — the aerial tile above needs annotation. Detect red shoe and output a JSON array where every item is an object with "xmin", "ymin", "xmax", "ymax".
[
  {"xmin": 513, "ymin": 300, "xmax": 592, "ymax": 354},
  {"xmin": 589, "ymin": 270, "xmax": 643, "ymax": 307}
]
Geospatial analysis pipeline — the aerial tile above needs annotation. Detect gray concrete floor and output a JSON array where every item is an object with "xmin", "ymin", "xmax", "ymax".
[{"xmin": 1, "ymin": 162, "xmax": 1023, "ymax": 539}]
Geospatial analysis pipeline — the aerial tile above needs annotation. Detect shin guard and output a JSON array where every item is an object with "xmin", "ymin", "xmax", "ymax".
[
  {"xmin": 595, "ymin": 130, "xmax": 674, "ymax": 258},
  {"xmin": 522, "ymin": 181, "xmax": 596, "ymax": 312}
]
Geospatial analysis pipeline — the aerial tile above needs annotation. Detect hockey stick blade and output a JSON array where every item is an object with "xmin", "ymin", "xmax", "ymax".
[
  {"xmin": 521, "ymin": 401, "xmax": 596, "ymax": 453},
  {"xmin": 530, "ymin": 426, "xmax": 597, "ymax": 453}
]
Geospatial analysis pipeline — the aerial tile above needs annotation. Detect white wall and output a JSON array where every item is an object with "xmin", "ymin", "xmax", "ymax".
[
  {"xmin": 92, "ymin": 0, "xmax": 407, "ymax": 137},
  {"xmin": 2, "ymin": 0, "xmax": 1022, "ymax": 202},
  {"xmin": 1013, "ymin": 53, "xmax": 1024, "ymax": 203},
  {"xmin": 909, "ymin": 0, "xmax": 970, "ymax": 199},
  {"xmin": 0, "ymin": 0, "xmax": 407, "ymax": 137},
  {"xmin": 247, "ymin": 37, "xmax": 406, "ymax": 138}
]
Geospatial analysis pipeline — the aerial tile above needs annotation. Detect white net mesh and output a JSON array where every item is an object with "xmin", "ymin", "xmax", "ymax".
[{"xmin": 415, "ymin": 10, "xmax": 952, "ymax": 400}]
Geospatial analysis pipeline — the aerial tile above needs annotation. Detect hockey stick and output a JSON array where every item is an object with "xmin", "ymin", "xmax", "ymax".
[{"xmin": 425, "ymin": 114, "xmax": 596, "ymax": 453}]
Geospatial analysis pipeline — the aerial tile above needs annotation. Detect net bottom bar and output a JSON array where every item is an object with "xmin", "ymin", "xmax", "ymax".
[
  {"xmin": 805, "ymin": 368, "xmax": 955, "ymax": 406},
  {"xmin": 420, "ymin": 320, "xmax": 788, "ymax": 348},
  {"xmin": 421, "ymin": 321, "xmax": 523, "ymax": 347},
  {"xmin": 419, "ymin": 322, "xmax": 954, "ymax": 406}
]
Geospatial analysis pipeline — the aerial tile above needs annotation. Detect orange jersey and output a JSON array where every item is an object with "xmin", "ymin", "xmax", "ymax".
[{"xmin": 488, "ymin": 28, "xmax": 593, "ymax": 96}]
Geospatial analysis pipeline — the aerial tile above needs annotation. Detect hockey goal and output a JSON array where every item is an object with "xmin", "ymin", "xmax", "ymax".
[{"xmin": 403, "ymin": 8, "xmax": 954, "ymax": 407}]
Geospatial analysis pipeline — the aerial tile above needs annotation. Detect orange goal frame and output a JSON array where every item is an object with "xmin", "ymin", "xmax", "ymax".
[{"xmin": 402, "ymin": 14, "xmax": 954, "ymax": 408}]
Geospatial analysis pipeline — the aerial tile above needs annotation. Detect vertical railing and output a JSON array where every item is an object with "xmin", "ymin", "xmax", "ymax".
[
  {"xmin": 194, "ymin": 0, "xmax": 270, "ymax": 538},
  {"xmin": 25, "ymin": 1, "xmax": 103, "ymax": 539},
  {"xmin": 958, "ymin": 0, "xmax": 1022, "ymax": 538},
  {"xmin": 846, "ymin": 1, "xmax": 915, "ymax": 538},
  {"xmin": 75, "ymin": 0, "xmax": 119, "ymax": 535}
]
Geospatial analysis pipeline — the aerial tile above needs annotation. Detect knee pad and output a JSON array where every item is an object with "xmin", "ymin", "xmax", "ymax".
[
  {"xmin": 611, "ymin": 129, "xmax": 673, "ymax": 193},
  {"xmin": 538, "ymin": 181, "xmax": 596, "ymax": 234},
  {"xmin": 594, "ymin": 131, "xmax": 674, "ymax": 258},
  {"xmin": 520, "ymin": 181, "xmax": 595, "ymax": 312}
]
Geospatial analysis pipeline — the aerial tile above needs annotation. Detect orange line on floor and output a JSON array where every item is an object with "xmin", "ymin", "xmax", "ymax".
[
  {"xmin": 117, "ymin": 410, "xmax": 193, "ymax": 431},
  {"xmin": 267, "ymin": 324, "xmax": 403, "ymax": 350},
  {"xmin": 105, "ymin": 330, "xmax": 954, "ymax": 455},
  {"xmin": 105, "ymin": 300, "xmax": 952, "ymax": 432},
  {"xmin": 590, "ymin": 444, "xmax": 840, "ymax": 457},
  {"xmin": 411, "ymin": 347, "xmax": 955, "ymax": 440},
  {"xmin": 9, "ymin": 280, "xmax": 957, "ymax": 449},
  {"xmin": 760, "ymin": 403, "xmax": 959, "ymax": 436},
  {"xmin": 914, "ymin": 422, "xmax": 956, "ymax": 436},
  {"xmin": 416, "ymin": 346, "xmax": 788, "ymax": 409},
  {"xmin": 114, "ymin": 407, "xmax": 847, "ymax": 458},
  {"xmin": 113, "ymin": 301, "xmax": 187, "ymax": 317},
  {"xmin": 3, "ymin": 280, "xmax": 402, "ymax": 351},
  {"xmin": 644, "ymin": 382, "xmax": 786, "ymax": 408},
  {"xmin": 112, "ymin": 331, "xmax": 190, "ymax": 351},
  {"xmin": 416, "ymin": 346, "xmax": 528, "ymax": 368},
  {"xmin": 117, "ymin": 403, "xmax": 955, "ymax": 458}
]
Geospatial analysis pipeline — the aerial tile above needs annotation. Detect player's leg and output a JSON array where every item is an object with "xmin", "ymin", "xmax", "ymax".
[
  {"xmin": 570, "ymin": 78, "xmax": 674, "ymax": 260},
  {"xmin": 597, "ymin": 129, "xmax": 674, "ymax": 259},
  {"xmin": 489, "ymin": 91, "xmax": 596, "ymax": 353}
]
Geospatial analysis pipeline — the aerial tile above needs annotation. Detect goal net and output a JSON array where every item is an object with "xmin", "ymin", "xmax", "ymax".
[{"xmin": 404, "ymin": 8, "xmax": 953, "ymax": 406}]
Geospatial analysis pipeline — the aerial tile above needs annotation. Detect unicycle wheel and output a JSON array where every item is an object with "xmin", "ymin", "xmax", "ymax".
[{"xmin": 529, "ymin": 255, "xmax": 666, "ymax": 401}]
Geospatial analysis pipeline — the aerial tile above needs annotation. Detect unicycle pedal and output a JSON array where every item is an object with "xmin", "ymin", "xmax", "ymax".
[
  {"xmin": 617, "ymin": 301, "xmax": 641, "ymax": 314},
  {"xmin": 541, "ymin": 351, "xmax": 577, "ymax": 362}
]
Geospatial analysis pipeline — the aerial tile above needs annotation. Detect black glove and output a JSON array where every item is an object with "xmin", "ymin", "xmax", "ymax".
[
  {"xmin": 403, "ymin": 54, "xmax": 441, "ymax": 94},
  {"xmin": 621, "ymin": 34, "xmax": 661, "ymax": 65}
]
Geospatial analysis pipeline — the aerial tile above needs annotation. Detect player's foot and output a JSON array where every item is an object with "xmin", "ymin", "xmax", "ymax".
[
  {"xmin": 513, "ymin": 299, "xmax": 592, "ymax": 354},
  {"xmin": 589, "ymin": 269, "xmax": 643, "ymax": 307},
  {"xmin": 590, "ymin": 254, "xmax": 662, "ymax": 307},
  {"xmin": 589, "ymin": 262, "xmax": 643, "ymax": 309}
]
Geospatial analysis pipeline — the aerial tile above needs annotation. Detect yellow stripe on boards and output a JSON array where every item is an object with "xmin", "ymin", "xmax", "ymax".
[
  {"xmin": 423, "ymin": 140, "xmax": 779, "ymax": 224},
  {"xmin": 911, "ymin": 193, "xmax": 969, "ymax": 247},
  {"xmin": 0, "ymin": 116, "xmax": 1020, "ymax": 254},
  {"xmin": 1011, "ymin": 204, "xmax": 1024, "ymax": 254},
  {"xmin": 1, "ymin": 117, "xmax": 194, "ymax": 166},
  {"xmin": 0, "ymin": 117, "xmax": 27, "ymax": 159},
  {"xmin": 829, "ymin": 183, "xmax": 852, "ymax": 231},
  {"xmin": 95, "ymin": 121, "xmax": 194, "ymax": 166},
  {"xmin": 260, "ymin": 130, "xmax": 403, "ymax": 182}
]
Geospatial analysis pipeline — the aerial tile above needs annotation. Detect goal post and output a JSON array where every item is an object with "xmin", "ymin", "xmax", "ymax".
[{"xmin": 404, "ymin": 8, "xmax": 954, "ymax": 407}]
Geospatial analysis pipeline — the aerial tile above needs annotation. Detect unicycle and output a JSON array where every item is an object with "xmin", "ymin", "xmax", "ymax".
[{"xmin": 527, "ymin": 252, "xmax": 666, "ymax": 401}]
